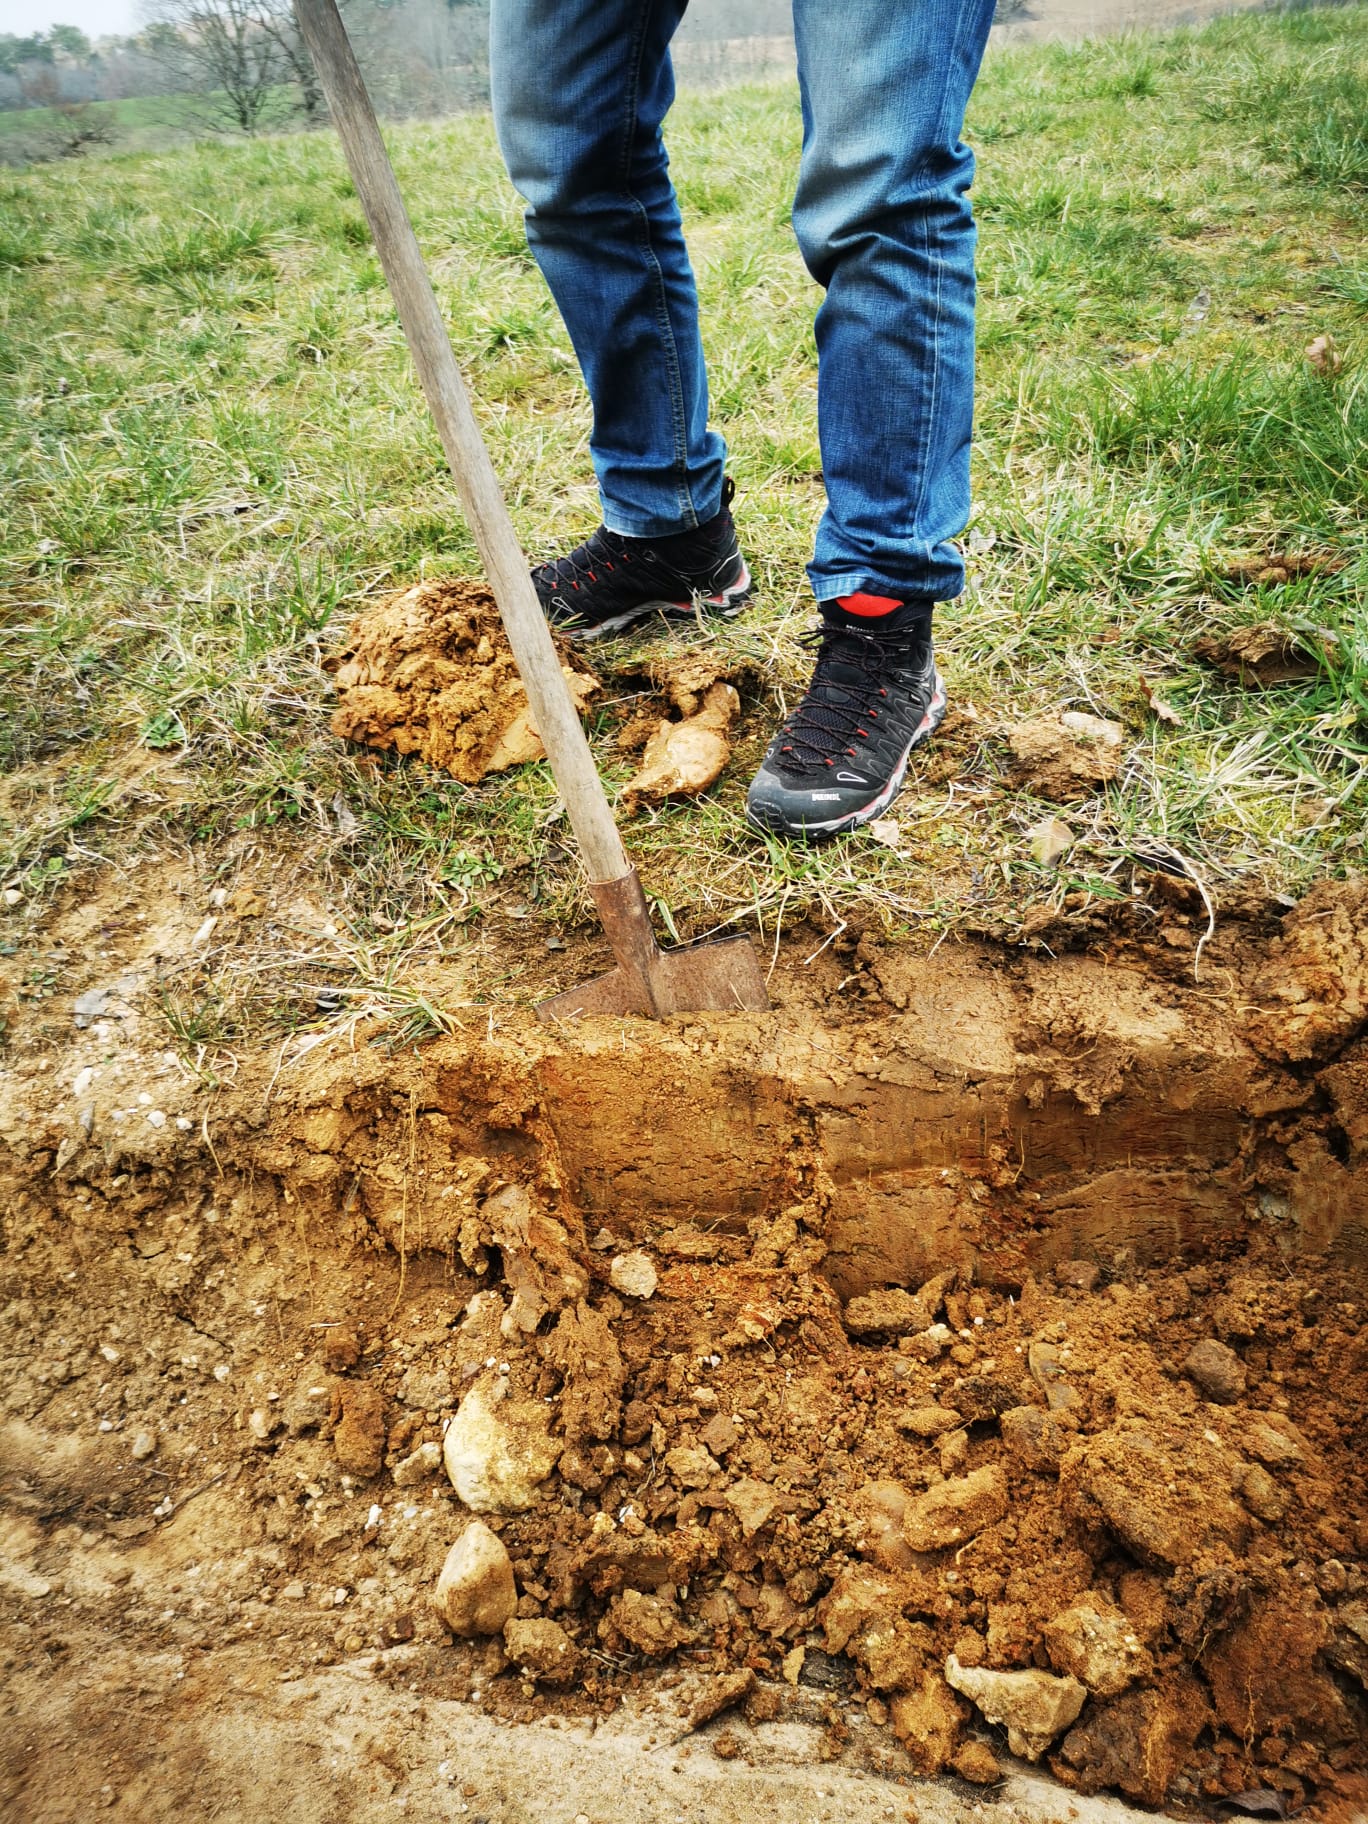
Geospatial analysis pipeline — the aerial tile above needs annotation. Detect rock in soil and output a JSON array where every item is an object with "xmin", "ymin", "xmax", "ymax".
[
  {"xmin": 944, "ymin": 1655, "xmax": 1087, "ymax": 1761},
  {"xmin": 608, "ymin": 1251, "xmax": 658, "ymax": 1300},
  {"xmin": 434, "ymin": 1520, "xmax": 518, "ymax": 1637},
  {"xmin": 442, "ymin": 1382, "xmax": 561, "ymax": 1513},
  {"xmin": 1183, "ymin": 1336, "xmax": 1247, "ymax": 1403}
]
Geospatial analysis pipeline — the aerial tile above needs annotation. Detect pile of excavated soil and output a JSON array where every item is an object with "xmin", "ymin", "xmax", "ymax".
[
  {"xmin": 327, "ymin": 578, "xmax": 755, "ymax": 813},
  {"xmin": 326, "ymin": 579, "xmax": 599, "ymax": 784}
]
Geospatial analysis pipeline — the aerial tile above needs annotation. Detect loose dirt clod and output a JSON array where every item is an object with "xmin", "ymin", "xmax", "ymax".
[
  {"xmin": 952, "ymin": 1740, "xmax": 1003, "ymax": 1785},
  {"xmin": 903, "ymin": 1465, "xmax": 1008, "ymax": 1551},
  {"xmin": 1005, "ymin": 711, "xmax": 1125, "ymax": 800},
  {"xmin": 620, "ymin": 679, "xmax": 741, "ymax": 814},
  {"xmin": 1193, "ymin": 621, "xmax": 1335, "ymax": 686},
  {"xmin": 326, "ymin": 579, "xmax": 599, "ymax": 784},
  {"xmin": 1183, "ymin": 1337, "xmax": 1247, "ymax": 1403},
  {"xmin": 503, "ymin": 1616, "xmax": 581, "ymax": 1684},
  {"xmin": 1042, "ymin": 1598, "xmax": 1153, "ymax": 1697}
]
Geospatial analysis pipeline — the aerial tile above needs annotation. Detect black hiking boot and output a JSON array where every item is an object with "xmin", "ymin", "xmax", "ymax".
[
  {"xmin": 746, "ymin": 611, "xmax": 946, "ymax": 841},
  {"xmin": 531, "ymin": 479, "xmax": 751, "ymax": 642}
]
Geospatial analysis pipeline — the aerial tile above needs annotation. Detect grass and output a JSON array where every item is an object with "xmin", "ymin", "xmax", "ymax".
[{"xmin": 1, "ymin": 3, "xmax": 1366, "ymax": 1029}]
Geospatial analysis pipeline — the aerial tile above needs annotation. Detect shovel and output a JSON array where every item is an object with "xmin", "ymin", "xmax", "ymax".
[{"xmin": 293, "ymin": 0, "xmax": 768, "ymax": 1021}]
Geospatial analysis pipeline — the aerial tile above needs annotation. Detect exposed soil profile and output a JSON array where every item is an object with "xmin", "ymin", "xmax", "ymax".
[{"xmin": 1, "ymin": 869, "xmax": 1366, "ymax": 1822}]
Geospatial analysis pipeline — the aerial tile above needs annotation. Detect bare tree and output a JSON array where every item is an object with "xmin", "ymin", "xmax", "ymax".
[{"xmin": 140, "ymin": 0, "xmax": 299, "ymax": 134}]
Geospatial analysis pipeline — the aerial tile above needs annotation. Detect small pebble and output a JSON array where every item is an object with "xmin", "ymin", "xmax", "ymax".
[
  {"xmin": 1184, "ymin": 1337, "xmax": 1246, "ymax": 1404},
  {"xmin": 609, "ymin": 1251, "xmax": 658, "ymax": 1300}
]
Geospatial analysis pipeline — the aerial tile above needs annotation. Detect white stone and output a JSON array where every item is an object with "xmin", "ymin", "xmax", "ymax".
[
  {"xmin": 609, "ymin": 1251, "xmax": 657, "ymax": 1299},
  {"xmin": 442, "ymin": 1383, "xmax": 560, "ymax": 1513},
  {"xmin": 434, "ymin": 1520, "xmax": 517, "ymax": 1636},
  {"xmin": 130, "ymin": 1430, "xmax": 157, "ymax": 1461},
  {"xmin": 392, "ymin": 1440, "xmax": 443, "ymax": 1487},
  {"xmin": 945, "ymin": 1653, "xmax": 1086, "ymax": 1760}
]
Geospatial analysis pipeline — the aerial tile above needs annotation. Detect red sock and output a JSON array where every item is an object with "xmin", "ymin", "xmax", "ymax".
[{"xmin": 835, "ymin": 591, "xmax": 903, "ymax": 618}]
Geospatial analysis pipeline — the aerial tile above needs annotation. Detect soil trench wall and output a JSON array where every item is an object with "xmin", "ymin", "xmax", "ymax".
[{"xmin": 261, "ymin": 941, "xmax": 1367, "ymax": 1291}]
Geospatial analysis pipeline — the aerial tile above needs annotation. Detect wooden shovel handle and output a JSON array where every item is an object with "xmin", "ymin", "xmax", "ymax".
[{"xmin": 293, "ymin": 0, "xmax": 629, "ymax": 886}]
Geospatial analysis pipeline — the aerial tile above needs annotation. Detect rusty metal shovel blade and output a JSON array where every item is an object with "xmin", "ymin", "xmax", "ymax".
[{"xmin": 536, "ymin": 869, "xmax": 768, "ymax": 1022}]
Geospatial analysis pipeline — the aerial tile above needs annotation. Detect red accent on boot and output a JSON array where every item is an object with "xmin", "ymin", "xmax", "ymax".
[{"xmin": 835, "ymin": 591, "xmax": 902, "ymax": 618}]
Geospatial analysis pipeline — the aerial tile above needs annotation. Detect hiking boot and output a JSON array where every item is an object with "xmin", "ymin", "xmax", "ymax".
[
  {"xmin": 746, "ymin": 611, "xmax": 946, "ymax": 840},
  {"xmin": 532, "ymin": 479, "xmax": 751, "ymax": 641}
]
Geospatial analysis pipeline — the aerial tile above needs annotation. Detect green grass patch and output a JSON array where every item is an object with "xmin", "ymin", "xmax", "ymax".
[{"xmin": 0, "ymin": 4, "xmax": 1366, "ymax": 1010}]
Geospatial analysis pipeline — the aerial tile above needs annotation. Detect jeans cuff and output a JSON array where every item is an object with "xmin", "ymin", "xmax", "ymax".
[
  {"xmin": 601, "ymin": 489, "xmax": 724, "ymax": 541},
  {"xmin": 811, "ymin": 571, "xmax": 952, "ymax": 606}
]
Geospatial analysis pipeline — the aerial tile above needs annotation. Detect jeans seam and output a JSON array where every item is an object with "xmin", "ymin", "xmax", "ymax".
[
  {"xmin": 911, "ymin": 0, "xmax": 978, "ymax": 542},
  {"xmin": 618, "ymin": 1, "xmax": 697, "ymax": 530},
  {"xmin": 909, "ymin": 210, "xmax": 943, "ymax": 541}
]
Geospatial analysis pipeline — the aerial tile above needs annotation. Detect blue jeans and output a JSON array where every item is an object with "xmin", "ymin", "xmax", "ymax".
[{"xmin": 489, "ymin": 0, "xmax": 995, "ymax": 605}]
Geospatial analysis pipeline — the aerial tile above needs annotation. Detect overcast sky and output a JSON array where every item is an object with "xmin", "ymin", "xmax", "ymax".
[{"xmin": 14, "ymin": 0, "xmax": 141, "ymax": 37}]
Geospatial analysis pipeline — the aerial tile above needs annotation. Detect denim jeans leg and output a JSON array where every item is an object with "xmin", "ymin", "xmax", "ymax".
[
  {"xmin": 792, "ymin": 0, "xmax": 997, "ymax": 606},
  {"xmin": 489, "ymin": 0, "xmax": 727, "ymax": 536}
]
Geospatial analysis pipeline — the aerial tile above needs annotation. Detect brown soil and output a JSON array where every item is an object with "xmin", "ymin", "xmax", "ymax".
[
  {"xmin": 326, "ymin": 579, "xmax": 600, "ymax": 784},
  {"xmin": 328, "ymin": 580, "xmax": 753, "ymax": 817},
  {"xmin": 2, "ymin": 861, "xmax": 1367, "ymax": 1822}
]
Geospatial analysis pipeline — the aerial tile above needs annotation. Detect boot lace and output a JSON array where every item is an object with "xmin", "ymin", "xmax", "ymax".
[
  {"xmin": 533, "ymin": 525, "xmax": 637, "ymax": 597},
  {"xmin": 776, "ymin": 624, "xmax": 927, "ymax": 772}
]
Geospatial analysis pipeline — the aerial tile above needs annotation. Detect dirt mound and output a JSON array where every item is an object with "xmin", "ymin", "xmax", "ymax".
[{"xmin": 326, "ymin": 579, "xmax": 599, "ymax": 785}]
